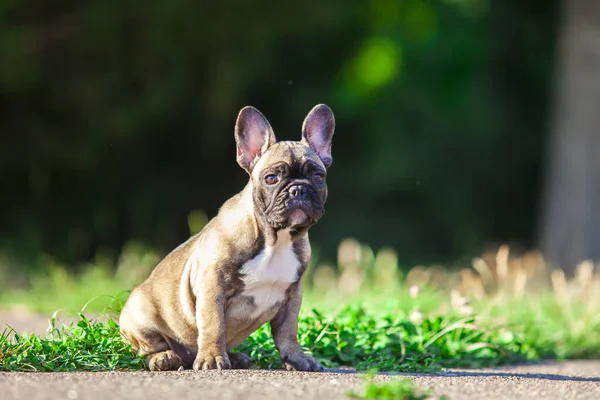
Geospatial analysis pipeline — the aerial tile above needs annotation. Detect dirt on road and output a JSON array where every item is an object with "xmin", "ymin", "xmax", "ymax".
[{"xmin": 2, "ymin": 311, "xmax": 599, "ymax": 400}]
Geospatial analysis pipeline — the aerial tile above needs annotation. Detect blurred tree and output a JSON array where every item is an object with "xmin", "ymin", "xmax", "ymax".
[
  {"xmin": 0, "ymin": 0, "xmax": 558, "ymax": 273},
  {"xmin": 538, "ymin": 0, "xmax": 600, "ymax": 273}
]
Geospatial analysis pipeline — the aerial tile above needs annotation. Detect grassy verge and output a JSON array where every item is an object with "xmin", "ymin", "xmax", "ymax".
[
  {"xmin": 0, "ymin": 313, "xmax": 144, "ymax": 372},
  {"xmin": 1, "ymin": 238, "xmax": 599, "ymax": 373},
  {"xmin": 0, "ymin": 301, "xmax": 544, "ymax": 373},
  {"xmin": 243, "ymin": 306, "xmax": 540, "ymax": 371}
]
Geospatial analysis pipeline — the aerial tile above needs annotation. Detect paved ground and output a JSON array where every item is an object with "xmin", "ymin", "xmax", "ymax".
[
  {"xmin": 2, "ymin": 362, "xmax": 599, "ymax": 400},
  {"xmin": 2, "ymin": 311, "xmax": 600, "ymax": 400}
]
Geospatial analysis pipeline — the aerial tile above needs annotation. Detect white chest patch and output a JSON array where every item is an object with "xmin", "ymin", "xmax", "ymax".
[{"xmin": 238, "ymin": 229, "xmax": 300, "ymax": 318}]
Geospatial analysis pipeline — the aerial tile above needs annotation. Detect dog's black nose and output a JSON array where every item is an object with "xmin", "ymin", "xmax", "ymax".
[{"xmin": 289, "ymin": 185, "xmax": 307, "ymax": 199}]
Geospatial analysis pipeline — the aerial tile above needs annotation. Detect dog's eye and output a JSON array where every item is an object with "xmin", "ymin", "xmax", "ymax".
[
  {"xmin": 265, "ymin": 174, "xmax": 279, "ymax": 185},
  {"xmin": 313, "ymin": 173, "xmax": 324, "ymax": 184}
]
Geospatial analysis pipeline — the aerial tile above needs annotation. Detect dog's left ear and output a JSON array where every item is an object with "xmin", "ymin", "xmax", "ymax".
[
  {"xmin": 301, "ymin": 104, "xmax": 335, "ymax": 168},
  {"xmin": 235, "ymin": 106, "xmax": 277, "ymax": 173}
]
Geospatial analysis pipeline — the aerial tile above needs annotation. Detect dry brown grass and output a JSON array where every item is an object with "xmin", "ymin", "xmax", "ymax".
[{"xmin": 307, "ymin": 238, "xmax": 600, "ymax": 312}]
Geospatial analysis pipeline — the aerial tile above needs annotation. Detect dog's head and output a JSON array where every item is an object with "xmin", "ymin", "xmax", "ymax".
[{"xmin": 234, "ymin": 104, "xmax": 335, "ymax": 231}]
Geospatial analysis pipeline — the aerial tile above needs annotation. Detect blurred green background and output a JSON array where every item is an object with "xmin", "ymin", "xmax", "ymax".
[{"xmin": 3, "ymin": 0, "xmax": 594, "ymax": 287}]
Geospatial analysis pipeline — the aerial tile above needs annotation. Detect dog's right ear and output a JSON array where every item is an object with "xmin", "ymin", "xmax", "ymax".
[{"xmin": 234, "ymin": 106, "xmax": 277, "ymax": 173}]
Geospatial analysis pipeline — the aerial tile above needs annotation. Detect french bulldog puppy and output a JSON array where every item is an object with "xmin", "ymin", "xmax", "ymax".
[{"xmin": 119, "ymin": 104, "xmax": 335, "ymax": 372}]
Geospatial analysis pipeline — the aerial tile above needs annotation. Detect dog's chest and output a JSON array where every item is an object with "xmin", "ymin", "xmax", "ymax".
[{"xmin": 236, "ymin": 230, "xmax": 300, "ymax": 318}]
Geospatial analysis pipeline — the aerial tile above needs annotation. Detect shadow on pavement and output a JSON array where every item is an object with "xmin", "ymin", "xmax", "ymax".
[
  {"xmin": 325, "ymin": 361, "xmax": 600, "ymax": 383},
  {"xmin": 442, "ymin": 371, "xmax": 600, "ymax": 383}
]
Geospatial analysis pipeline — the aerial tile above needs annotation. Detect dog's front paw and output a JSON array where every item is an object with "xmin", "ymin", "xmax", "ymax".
[
  {"xmin": 193, "ymin": 352, "xmax": 231, "ymax": 371},
  {"xmin": 281, "ymin": 352, "xmax": 323, "ymax": 372}
]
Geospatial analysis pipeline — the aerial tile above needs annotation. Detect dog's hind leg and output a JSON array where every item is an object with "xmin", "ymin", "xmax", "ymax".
[
  {"xmin": 145, "ymin": 349, "xmax": 184, "ymax": 371},
  {"xmin": 119, "ymin": 290, "xmax": 184, "ymax": 371}
]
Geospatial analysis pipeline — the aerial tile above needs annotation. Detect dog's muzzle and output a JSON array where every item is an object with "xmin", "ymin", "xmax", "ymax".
[{"xmin": 284, "ymin": 184, "xmax": 323, "ymax": 225}]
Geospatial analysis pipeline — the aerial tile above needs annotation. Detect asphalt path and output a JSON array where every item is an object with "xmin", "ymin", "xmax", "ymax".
[{"xmin": 2, "ymin": 311, "xmax": 599, "ymax": 400}]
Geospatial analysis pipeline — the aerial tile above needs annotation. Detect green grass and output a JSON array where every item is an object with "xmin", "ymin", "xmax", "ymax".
[
  {"xmin": 0, "ymin": 265, "xmax": 142, "ymax": 315},
  {"xmin": 472, "ymin": 294, "xmax": 600, "ymax": 360},
  {"xmin": 0, "ymin": 271, "xmax": 598, "ymax": 373},
  {"xmin": 347, "ymin": 375, "xmax": 448, "ymax": 400},
  {"xmin": 0, "ymin": 313, "xmax": 144, "ymax": 371},
  {"xmin": 1, "ymin": 238, "xmax": 599, "ymax": 373},
  {"xmin": 1, "ymin": 302, "xmax": 540, "ymax": 373},
  {"xmin": 240, "ymin": 306, "xmax": 539, "ymax": 372}
]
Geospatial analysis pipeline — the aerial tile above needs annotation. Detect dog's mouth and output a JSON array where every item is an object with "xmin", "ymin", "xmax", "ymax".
[
  {"xmin": 287, "ymin": 209, "xmax": 310, "ymax": 227},
  {"xmin": 265, "ymin": 199, "xmax": 323, "ymax": 230},
  {"xmin": 263, "ymin": 184, "xmax": 325, "ymax": 230},
  {"xmin": 284, "ymin": 205, "xmax": 318, "ymax": 228},
  {"xmin": 286, "ymin": 199, "xmax": 322, "ymax": 222}
]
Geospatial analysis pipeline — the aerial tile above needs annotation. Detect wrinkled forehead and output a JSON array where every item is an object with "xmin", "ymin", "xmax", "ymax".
[{"xmin": 251, "ymin": 141, "xmax": 323, "ymax": 178}]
